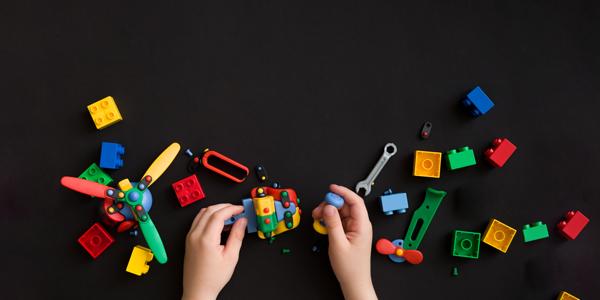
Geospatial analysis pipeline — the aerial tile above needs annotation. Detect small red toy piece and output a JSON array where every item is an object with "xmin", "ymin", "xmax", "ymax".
[
  {"xmin": 484, "ymin": 138, "xmax": 517, "ymax": 168},
  {"xmin": 557, "ymin": 210, "xmax": 589, "ymax": 240},
  {"xmin": 172, "ymin": 174, "xmax": 205, "ymax": 207},
  {"xmin": 78, "ymin": 222, "xmax": 115, "ymax": 259},
  {"xmin": 375, "ymin": 238, "xmax": 424, "ymax": 265}
]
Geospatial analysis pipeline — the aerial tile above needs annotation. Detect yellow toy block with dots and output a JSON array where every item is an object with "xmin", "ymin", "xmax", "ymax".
[
  {"xmin": 87, "ymin": 96, "xmax": 123, "ymax": 130},
  {"xmin": 126, "ymin": 245, "xmax": 153, "ymax": 276},
  {"xmin": 482, "ymin": 218, "xmax": 516, "ymax": 253},
  {"xmin": 413, "ymin": 150, "xmax": 442, "ymax": 178},
  {"xmin": 557, "ymin": 291, "xmax": 579, "ymax": 300}
]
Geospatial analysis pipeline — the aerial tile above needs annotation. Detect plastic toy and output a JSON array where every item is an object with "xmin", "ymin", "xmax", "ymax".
[
  {"xmin": 379, "ymin": 190, "xmax": 408, "ymax": 215},
  {"xmin": 184, "ymin": 149, "xmax": 193, "ymax": 157},
  {"xmin": 522, "ymin": 221, "xmax": 549, "ymax": 242},
  {"xmin": 355, "ymin": 143, "xmax": 397, "ymax": 196},
  {"xmin": 484, "ymin": 138, "xmax": 516, "ymax": 168},
  {"xmin": 201, "ymin": 149, "xmax": 249, "ymax": 183},
  {"xmin": 87, "ymin": 96, "xmax": 123, "ymax": 130},
  {"xmin": 446, "ymin": 147, "xmax": 476, "ymax": 170},
  {"xmin": 482, "ymin": 218, "xmax": 516, "ymax": 253},
  {"xmin": 462, "ymin": 86, "xmax": 494, "ymax": 116},
  {"xmin": 79, "ymin": 163, "xmax": 113, "ymax": 185},
  {"xmin": 452, "ymin": 230, "xmax": 481, "ymax": 259},
  {"xmin": 557, "ymin": 291, "xmax": 580, "ymax": 300},
  {"xmin": 451, "ymin": 266, "xmax": 459, "ymax": 276},
  {"xmin": 557, "ymin": 210, "xmax": 589, "ymax": 240},
  {"xmin": 126, "ymin": 245, "xmax": 153, "ymax": 276},
  {"xmin": 413, "ymin": 151, "xmax": 442, "ymax": 178},
  {"xmin": 420, "ymin": 122, "xmax": 432, "ymax": 139},
  {"xmin": 187, "ymin": 156, "xmax": 201, "ymax": 173},
  {"xmin": 172, "ymin": 174, "xmax": 205, "ymax": 207},
  {"xmin": 255, "ymin": 165, "xmax": 268, "ymax": 183},
  {"xmin": 403, "ymin": 188, "xmax": 446, "ymax": 250},
  {"xmin": 375, "ymin": 238, "xmax": 423, "ymax": 265},
  {"xmin": 281, "ymin": 248, "xmax": 291, "ymax": 254},
  {"xmin": 313, "ymin": 192, "xmax": 345, "ymax": 235},
  {"xmin": 60, "ymin": 142, "xmax": 180, "ymax": 264},
  {"xmin": 99, "ymin": 142, "xmax": 125, "ymax": 170},
  {"xmin": 78, "ymin": 222, "xmax": 114, "ymax": 259}
]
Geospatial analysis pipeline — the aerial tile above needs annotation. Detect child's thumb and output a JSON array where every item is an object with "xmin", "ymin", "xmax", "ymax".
[{"xmin": 323, "ymin": 205, "xmax": 347, "ymax": 246}]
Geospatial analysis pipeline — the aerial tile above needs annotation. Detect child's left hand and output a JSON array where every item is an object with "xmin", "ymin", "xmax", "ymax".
[{"xmin": 183, "ymin": 204, "xmax": 247, "ymax": 300}]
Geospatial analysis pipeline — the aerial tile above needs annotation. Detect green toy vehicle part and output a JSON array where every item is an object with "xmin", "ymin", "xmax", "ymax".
[{"xmin": 403, "ymin": 188, "xmax": 446, "ymax": 250}]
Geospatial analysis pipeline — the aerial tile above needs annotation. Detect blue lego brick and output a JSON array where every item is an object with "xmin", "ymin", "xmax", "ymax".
[
  {"xmin": 99, "ymin": 142, "xmax": 124, "ymax": 169},
  {"xmin": 380, "ymin": 192, "xmax": 408, "ymax": 216},
  {"xmin": 462, "ymin": 86, "xmax": 494, "ymax": 117},
  {"xmin": 242, "ymin": 198, "xmax": 257, "ymax": 233}
]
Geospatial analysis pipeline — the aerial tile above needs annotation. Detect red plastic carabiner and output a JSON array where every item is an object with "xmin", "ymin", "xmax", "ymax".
[{"xmin": 201, "ymin": 150, "xmax": 249, "ymax": 183}]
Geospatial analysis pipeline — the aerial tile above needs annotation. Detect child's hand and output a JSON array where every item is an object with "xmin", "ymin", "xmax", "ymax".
[
  {"xmin": 183, "ymin": 204, "xmax": 248, "ymax": 300},
  {"xmin": 312, "ymin": 184, "xmax": 377, "ymax": 300}
]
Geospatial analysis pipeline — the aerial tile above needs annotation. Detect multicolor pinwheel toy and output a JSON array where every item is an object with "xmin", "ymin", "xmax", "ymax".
[{"xmin": 60, "ymin": 143, "xmax": 180, "ymax": 264}]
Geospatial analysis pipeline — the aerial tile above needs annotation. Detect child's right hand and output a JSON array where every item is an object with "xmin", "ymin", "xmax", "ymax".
[{"xmin": 312, "ymin": 184, "xmax": 377, "ymax": 300}]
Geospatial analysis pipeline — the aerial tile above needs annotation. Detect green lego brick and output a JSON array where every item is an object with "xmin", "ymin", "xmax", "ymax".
[
  {"xmin": 452, "ymin": 230, "xmax": 480, "ymax": 259},
  {"xmin": 446, "ymin": 146, "xmax": 477, "ymax": 170},
  {"xmin": 79, "ymin": 163, "xmax": 113, "ymax": 185},
  {"xmin": 522, "ymin": 221, "xmax": 549, "ymax": 242}
]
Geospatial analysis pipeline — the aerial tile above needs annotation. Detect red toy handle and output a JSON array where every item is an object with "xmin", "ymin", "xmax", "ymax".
[
  {"xmin": 202, "ymin": 150, "xmax": 249, "ymax": 183},
  {"xmin": 375, "ymin": 238, "xmax": 424, "ymax": 265}
]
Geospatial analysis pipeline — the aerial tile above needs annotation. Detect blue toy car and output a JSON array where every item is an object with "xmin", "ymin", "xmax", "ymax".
[{"xmin": 380, "ymin": 190, "xmax": 408, "ymax": 215}]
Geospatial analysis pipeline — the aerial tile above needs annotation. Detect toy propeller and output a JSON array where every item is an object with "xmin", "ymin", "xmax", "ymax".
[
  {"xmin": 142, "ymin": 142, "xmax": 180, "ymax": 187},
  {"xmin": 375, "ymin": 238, "xmax": 424, "ymax": 265}
]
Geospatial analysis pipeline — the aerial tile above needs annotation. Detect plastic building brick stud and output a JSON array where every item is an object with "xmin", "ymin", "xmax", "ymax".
[
  {"xmin": 379, "ymin": 192, "xmax": 408, "ymax": 215},
  {"xmin": 413, "ymin": 151, "xmax": 442, "ymax": 178},
  {"xmin": 557, "ymin": 291, "xmax": 580, "ymax": 300},
  {"xmin": 87, "ymin": 96, "xmax": 123, "ymax": 130},
  {"xmin": 452, "ymin": 230, "xmax": 481, "ymax": 259},
  {"xmin": 99, "ymin": 142, "xmax": 125, "ymax": 170},
  {"xmin": 79, "ymin": 163, "xmax": 113, "ymax": 185},
  {"xmin": 446, "ymin": 147, "xmax": 477, "ymax": 170},
  {"xmin": 462, "ymin": 86, "xmax": 494, "ymax": 117},
  {"xmin": 557, "ymin": 210, "xmax": 589, "ymax": 240},
  {"xmin": 482, "ymin": 219, "xmax": 516, "ymax": 253},
  {"xmin": 78, "ymin": 222, "xmax": 114, "ymax": 259},
  {"xmin": 126, "ymin": 245, "xmax": 154, "ymax": 276},
  {"xmin": 172, "ymin": 175, "xmax": 205, "ymax": 207},
  {"xmin": 484, "ymin": 138, "xmax": 517, "ymax": 168},
  {"xmin": 522, "ymin": 221, "xmax": 549, "ymax": 242},
  {"xmin": 403, "ymin": 188, "xmax": 446, "ymax": 250}
]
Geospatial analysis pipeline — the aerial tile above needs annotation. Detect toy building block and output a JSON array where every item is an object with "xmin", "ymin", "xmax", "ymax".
[
  {"xmin": 87, "ymin": 96, "xmax": 123, "ymax": 130},
  {"xmin": 482, "ymin": 218, "xmax": 516, "ymax": 253},
  {"xmin": 403, "ymin": 188, "xmax": 446, "ymax": 249},
  {"xmin": 99, "ymin": 142, "xmax": 125, "ymax": 169},
  {"xmin": 446, "ymin": 146, "xmax": 476, "ymax": 170},
  {"xmin": 557, "ymin": 291, "xmax": 580, "ymax": 300},
  {"xmin": 452, "ymin": 230, "xmax": 481, "ymax": 259},
  {"xmin": 126, "ymin": 246, "xmax": 154, "ymax": 276},
  {"xmin": 413, "ymin": 151, "xmax": 442, "ymax": 178},
  {"xmin": 420, "ymin": 121, "xmax": 432, "ymax": 139},
  {"xmin": 78, "ymin": 222, "xmax": 114, "ymax": 259},
  {"xmin": 557, "ymin": 210, "xmax": 589, "ymax": 240},
  {"xmin": 462, "ymin": 86, "xmax": 494, "ymax": 116},
  {"xmin": 522, "ymin": 221, "xmax": 549, "ymax": 242},
  {"xmin": 484, "ymin": 138, "xmax": 516, "ymax": 168},
  {"xmin": 379, "ymin": 192, "xmax": 408, "ymax": 215},
  {"xmin": 79, "ymin": 163, "xmax": 113, "ymax": 185},
  {"xmin": 172, "ymin": 174, "xmax": 205, "ymax": 207}
]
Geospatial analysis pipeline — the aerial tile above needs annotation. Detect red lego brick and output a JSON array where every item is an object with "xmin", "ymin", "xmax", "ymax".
[
  {"xmin": 172, "ymin": 174, "xmax": 205, "ymax": 207},
  {"xmin": 484, "ymin": 138, "xmax": 517, "ymax": 168},
  {"xmin": 557, "ymin": 210, "xmax": 589, "ymax": 240},
  {"xmin": 78, "ymin": 222, "xmax": 114, "ymax": 259}
]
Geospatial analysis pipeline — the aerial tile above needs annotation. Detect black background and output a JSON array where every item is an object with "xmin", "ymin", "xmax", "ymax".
[{"xmin": 1, "ymin": 1, "xmax": 598, "ymax": 299}]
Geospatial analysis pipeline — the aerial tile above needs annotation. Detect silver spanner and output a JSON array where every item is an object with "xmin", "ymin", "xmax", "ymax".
[{"xmin": 355, "ymin": 143, "xmax": 397, "ymax": 196}]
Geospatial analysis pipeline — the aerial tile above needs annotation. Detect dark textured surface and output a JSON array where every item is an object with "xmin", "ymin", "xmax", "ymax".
[{"xmin": 1, "ymin": 1, "xmax": 599, "ymax": 299}]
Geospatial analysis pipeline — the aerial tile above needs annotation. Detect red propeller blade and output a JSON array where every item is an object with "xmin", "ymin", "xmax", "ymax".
[
  {"xmin": 403, "ymin": 249, "xmax": 424, "ymax": 265},
  {"xmin": 60, "ymin": 176, "xmax": 112, "ymax": 198},
  {"xmin": 375, "ymin": 238, "xmax": 397, "ymax": 255},
  {"xmin": 375, "ymin": 238, "xmax": 424, "ymax": 265}
]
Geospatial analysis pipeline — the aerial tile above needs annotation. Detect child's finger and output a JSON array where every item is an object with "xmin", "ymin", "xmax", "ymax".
[
  {"xmin": 323, "ymin": 205, "xmax": 349, "ymax": 247},
  {"xmin": 189, "ymin": 207, "xmax": 208, "ymax": 233},
  {"xmin": 329, "ymin": 184, "xmax": 369, "ymax": 222},
  {"xmin": 224, "ymin": 217, "xmax": 247, "ymax": 259},
  {"xmin": 311, "ymin": 202, "xmax": 326, "ymax": 220},
  {"xmin": 203, "ymin": 205, "xmax": 245, "ymax": 241},
  {"xmin": 194, "ymin": 204, "xmax": 233, "ymax": 233}
]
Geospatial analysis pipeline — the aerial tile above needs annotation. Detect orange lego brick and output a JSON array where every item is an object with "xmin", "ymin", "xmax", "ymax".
[
  {"xmin": 413, "ymin": 150, "xmax": 442, "ymax": 178},
  {"xmin": 482, "ymin": 218, "xmax": 516, "ymax": 253}
]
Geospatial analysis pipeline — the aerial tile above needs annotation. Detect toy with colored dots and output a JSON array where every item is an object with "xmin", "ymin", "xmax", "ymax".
[
  {"xmin": 313, "ymin": 192, "xmax": 344, "ymax": 235},
  {"xmin": 60, "ymin": 143, "xmax": 180, "ymax": 264}
]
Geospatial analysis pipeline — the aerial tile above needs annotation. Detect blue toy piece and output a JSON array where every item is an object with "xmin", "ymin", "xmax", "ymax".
[
  {"xmin": 325, "ymin": 192, "xmax": 344, "ymax": 209},
  {"xmin": 275, "ymin": 201, "xmax": 296, "ymax": 221},
  {"xmin": 224, "ymin": 198, "xmax": 258, "ymax": 234},
  {"xmin": 99, "ymin": 142, "xmax": 125, "ymax": 169},
  {"xmin": 387, "ymin": 239, "xmax": 406, "ymax": 263},
  {"xmin": 462, "ymin": 86, "xmax": 494, "ymax": 117},
  {"xmin": 380, "ymin": 192, "xmax": 408, "ymax": 215}
]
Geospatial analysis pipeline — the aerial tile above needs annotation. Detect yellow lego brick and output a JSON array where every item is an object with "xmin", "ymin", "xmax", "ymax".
[
  {"xmin": 87, "ymin": 96, "xmax": 123, "ymax": 130},
  {"xmin": 118, "ymin": 179, "xmax": 133, "ymax": 191},
  {"xmin": 557, "ymin": 291, "xmax": 580, "ymax": 300},
  {"xmin": 482, "ymin": 218, "xmax": 516, "ymax": 253},
  {"xmin": 126, "ymin": 245, "xmax": 153, "ymax": 276},
  {"xmin": 413, "ymin": 150, "xmax": 442, "ymax": 178}
]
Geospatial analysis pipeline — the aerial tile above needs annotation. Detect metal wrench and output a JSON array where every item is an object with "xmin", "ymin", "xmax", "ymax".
[{"xmin": 355, "ymin": 143, "xmax": 397, "ymax": 196}]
